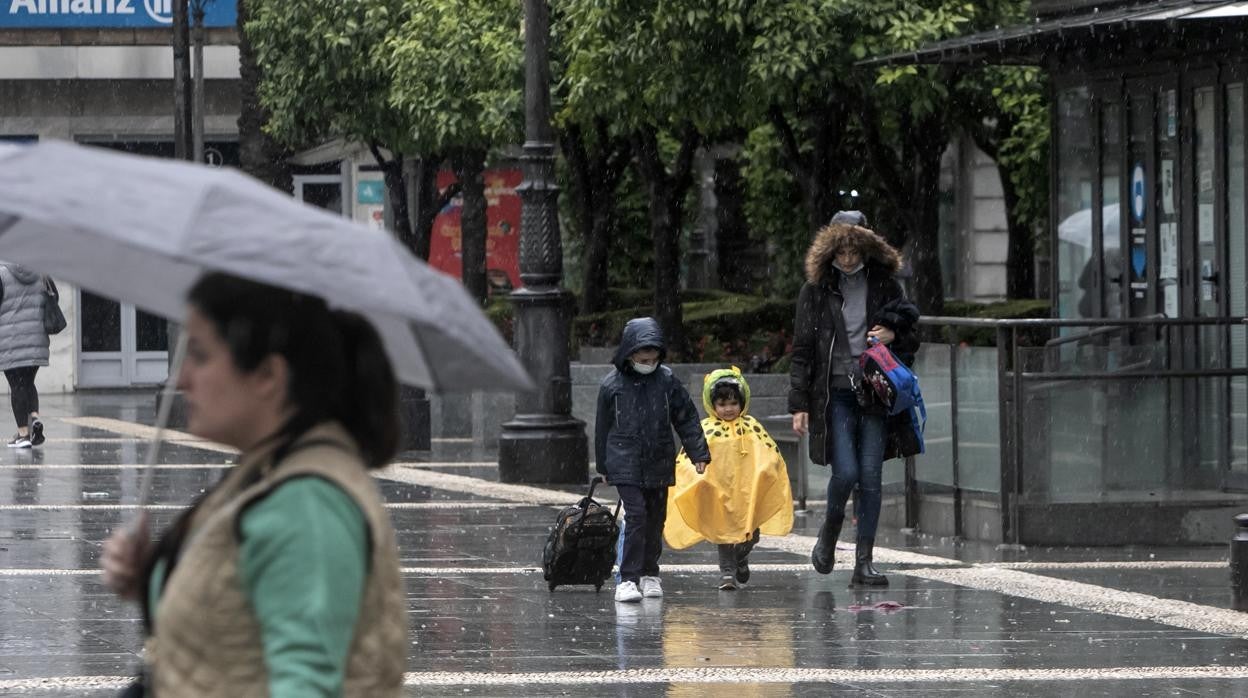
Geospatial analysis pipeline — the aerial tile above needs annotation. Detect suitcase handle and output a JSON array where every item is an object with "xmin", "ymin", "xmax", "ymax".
[{"xmin": 574, "ymin": 476, "xmax": 620, "ymax": 536}]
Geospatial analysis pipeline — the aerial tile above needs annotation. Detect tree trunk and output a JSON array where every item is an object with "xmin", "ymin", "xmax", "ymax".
[
  {"xmin": 367, "ymin": 144, "xmax": 416, "ymax": 261},
  {"xmin": 235, "ymin": 0, "xmax": 291, "ymax": 192},
  {"xmin": 634, "ymin": 126, "xmax": 699, "ymax": 359},
  {"xmin": 858, "ymin": 95, "xmax": 949, "ymax": 315},
  {"xmin": 769, "ymin": 103, "xmax": 849, "ymax": 234},
  {"xmin": 563, "ymin": 123, "xmax": 629, "ymax": 314},
  {"xmin": 454, "ymin": 149, "xmax": 489, "ymax": 305},
  {"xmin": 714, "ymin": 157, "xmax": 752, "ymax": 293},
  {"xmin": 1001, "ymin": 172, "xmax": 1035, "ymax": 298}
]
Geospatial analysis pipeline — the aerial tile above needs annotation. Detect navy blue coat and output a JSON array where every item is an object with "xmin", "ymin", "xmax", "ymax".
[{"xmin": 594, "ymin": 318, "xmax": 710, "ymax": 488}]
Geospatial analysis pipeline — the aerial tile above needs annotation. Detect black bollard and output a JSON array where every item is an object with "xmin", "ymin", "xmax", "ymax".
[{"xmin": 1233, "ymin": 513, "xmax": 1248, "ymax": 612}]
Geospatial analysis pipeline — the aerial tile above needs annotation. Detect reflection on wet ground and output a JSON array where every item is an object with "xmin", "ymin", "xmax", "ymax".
[{"xmin": 0, "ymin": 394, "xmax": 1245, "ymax": 696}]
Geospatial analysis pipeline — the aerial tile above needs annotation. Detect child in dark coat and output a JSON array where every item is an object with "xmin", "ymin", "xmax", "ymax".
[{"xmin": 595, "ymin": 317, "xmax": 710, "ymax": 603}]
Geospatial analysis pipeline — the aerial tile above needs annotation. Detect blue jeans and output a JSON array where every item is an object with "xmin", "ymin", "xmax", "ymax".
[{"xmin": 825, "ymin": 389, "xmax": 886, "ymax": 540}]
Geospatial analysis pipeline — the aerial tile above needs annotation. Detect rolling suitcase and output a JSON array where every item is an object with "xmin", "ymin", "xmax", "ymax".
[{"xmin": 543, "ymin": 476, "xmax": 621, "ymax": 592}]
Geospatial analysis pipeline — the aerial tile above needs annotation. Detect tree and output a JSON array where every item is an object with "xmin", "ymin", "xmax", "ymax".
[
  {"xmin": 235, "ymin": 0, "xmax": 291, "ymax": 193},
  {"xmin": 385, "ymin": 0, "xmax": 523, "ymax": 305},
  {"xmin": 561, "ymin": 119, "xmax": 631, "ymax": 313},
  {"xmin": 559, "ymin": 0, "xmax": 829, "ymax": 353},
  {"xmin": 248, "ymin": 0, "xmax": 436, "ymax": 257}
]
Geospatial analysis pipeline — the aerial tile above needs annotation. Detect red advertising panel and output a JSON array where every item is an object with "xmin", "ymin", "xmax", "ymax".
[{"xmin": 429, "ymin": 168, "xmax": 522, "ymax": 294}]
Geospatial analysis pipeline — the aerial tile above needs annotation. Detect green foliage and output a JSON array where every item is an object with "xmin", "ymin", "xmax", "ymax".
[
  {"xmin": 740, "ymin": 125, "xmax": 808, "ymax": 297},
  {"xmin": 989, "ymin": 66, "xmax": 1051, "ymax": 242},
  {"xmin": 249, "ymin": 0, "xmax": 410, "ymax": 150},
  {"xmin": 383, "ymin": 0, "xmax": 523, "ymax": 153},
  {"xmin": 250, "ymin": 0, "xmax": 522, "ymax": 158},
  {"xmin": 558, "ymin": 0, "xmax": 840, "ymax": 132}
]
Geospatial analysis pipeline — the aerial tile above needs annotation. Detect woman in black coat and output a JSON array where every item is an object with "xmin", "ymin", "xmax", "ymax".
[{"xmin": 788, "ymin": 214, "xmax": 919, "ymax": 587}]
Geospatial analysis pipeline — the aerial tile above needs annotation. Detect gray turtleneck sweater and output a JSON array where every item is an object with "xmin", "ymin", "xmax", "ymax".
[{"xmin": 831, "ymin": 266, "xmax": 868, "ymax": 389}]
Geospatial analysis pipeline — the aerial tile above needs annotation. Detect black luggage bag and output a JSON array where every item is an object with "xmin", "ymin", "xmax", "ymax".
[{"xmin": 542, "ymin": 476, "xmax": 621, "ymax": 592}]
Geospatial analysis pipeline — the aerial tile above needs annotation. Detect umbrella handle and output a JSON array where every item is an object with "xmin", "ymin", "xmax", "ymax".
[{"xmin": 137, "ymin": 330, "xmax": 189, "ymax": 509}]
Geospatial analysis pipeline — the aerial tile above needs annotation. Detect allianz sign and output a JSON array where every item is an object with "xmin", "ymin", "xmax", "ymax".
[{"xmin": 2, "ymin": 0, "xmax": 236, "ymax": 27}]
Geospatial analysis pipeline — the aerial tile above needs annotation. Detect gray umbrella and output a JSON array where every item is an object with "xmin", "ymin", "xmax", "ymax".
[{"xmin": 0, "ymin": 140, "xmax": 532, "ymax": 394}]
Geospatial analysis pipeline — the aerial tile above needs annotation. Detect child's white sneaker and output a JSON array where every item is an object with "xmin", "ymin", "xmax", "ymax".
[
  {"xmin": 614, "ymin": 580, "xmax": 643, "ymax": 603},
  {"xmin": 640, "ymin": 576, "xmax": 663, "ymax": 598}
]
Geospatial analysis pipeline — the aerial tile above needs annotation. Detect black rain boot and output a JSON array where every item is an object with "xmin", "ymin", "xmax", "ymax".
[
  {"xmin": 718, "ymin": 545, "xmax": 738, "ymax": 590},
  {"xmin": 850, "ymin": 537, "xmax": 888, "ymax": 586},
  {"xmin": 811, "ymin": 514, "xmax": 843, "ymax": 575},
  {"xmin": 736, "ymin": 529, "xmax": 759, "ymax": 585}
]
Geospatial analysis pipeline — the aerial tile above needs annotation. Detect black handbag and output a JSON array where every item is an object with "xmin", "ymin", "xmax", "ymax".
[{"xmin": 41, "ymin": 277, "xmax": 67, "ymax": 335}]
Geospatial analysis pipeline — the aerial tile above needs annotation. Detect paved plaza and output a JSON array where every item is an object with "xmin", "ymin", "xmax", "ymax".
[{"xmin": 0, "ymin": 393, "xmax": 1246, "ymax": 696}]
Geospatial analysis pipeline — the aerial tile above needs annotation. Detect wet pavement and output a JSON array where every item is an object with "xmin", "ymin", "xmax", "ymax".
[{"xmin": 1, "ymin": 394, "xmax": 1247, "ymax": 696}]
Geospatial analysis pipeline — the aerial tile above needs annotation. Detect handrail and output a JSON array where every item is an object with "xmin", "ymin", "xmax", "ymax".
[
  {"xmin": 1043, "ymin": 313, "xmax": 1164, "ymax": 348},
  {"xmin": 919, "ymin": 315, "xmax": 1247, "ymax": 328}
]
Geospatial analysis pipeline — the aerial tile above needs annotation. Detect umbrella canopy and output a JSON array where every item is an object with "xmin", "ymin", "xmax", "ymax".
[{"xmin": 0, "ymin": 140, "xmax": 532, "ymax": 393}]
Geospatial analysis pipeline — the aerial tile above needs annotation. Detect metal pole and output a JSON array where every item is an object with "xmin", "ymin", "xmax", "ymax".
[
  {"xmin": 191, "ymin": 2, "xmax": 206, "ymax": 165},
  {"xmin": 1232, "ymin": 513, "xmax": 1248, "ymax": 611},
  {"xmin": 995, "ymin": 325, "xmax": 1014, "ymax": 547},
  {"xmin": 1011, "ymin": 326, "xmax": 1023, "ymax": 548},
  {"xmin": 497, "ymin": 0, "xmax": 588, "ymax": 483},
  {"xmin": 171, "ymin": 0, "xmax": 192, "ymax": 161},
  {"xmin": 795, "ymin": 431, "xmax": 809, "ymax": 514},
  {"xmin": 949, "ymin": 341, "xmax": 963, "ymax": 539}
]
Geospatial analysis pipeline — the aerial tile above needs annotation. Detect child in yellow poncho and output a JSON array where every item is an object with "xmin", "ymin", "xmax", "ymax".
[{"xmin": 665, "ymin": 367, "xmax": 793, "ymax": 590}]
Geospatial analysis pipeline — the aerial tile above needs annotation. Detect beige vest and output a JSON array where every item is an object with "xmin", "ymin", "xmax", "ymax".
[{"xmin": 145, "ymin": 423, "xmax": 406, "ymax": 697}]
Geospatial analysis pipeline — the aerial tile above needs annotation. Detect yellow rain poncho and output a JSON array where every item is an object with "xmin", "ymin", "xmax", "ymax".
[{"xmin": 664, "ymin": 367, "xmax": 794, "ymax": 549}]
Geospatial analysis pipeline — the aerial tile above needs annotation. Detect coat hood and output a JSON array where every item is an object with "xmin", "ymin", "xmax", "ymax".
[
  {"xmin": 804, "ymin": 223, "xmax": 903, "ymax": 285},
  {"xmin": 613, "ymin": 317, "xmax": 667, "ymax": 370},
  {"xmin": 701, "ymin": 366, "xmax": 751, "ymax": 417},
  {"xmin": 1, "ymin": 263, "xmax": 40, "ymax": 285}
]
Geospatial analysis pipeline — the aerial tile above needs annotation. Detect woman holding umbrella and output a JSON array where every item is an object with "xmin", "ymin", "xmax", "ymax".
[{"xmin": 101, "ymin": 273, "xmax": 407, "ymax": 696}]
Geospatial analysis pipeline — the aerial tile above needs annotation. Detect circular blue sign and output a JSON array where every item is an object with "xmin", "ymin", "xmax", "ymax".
[{"xmin": 1131, "ymin": 163, "xmax": 1146, "ymax": 222}]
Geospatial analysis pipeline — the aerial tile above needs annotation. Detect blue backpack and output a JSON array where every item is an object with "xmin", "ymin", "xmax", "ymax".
[{"xmin": 858, "ymin": 341, "xmax": 926, "ymax": 454}]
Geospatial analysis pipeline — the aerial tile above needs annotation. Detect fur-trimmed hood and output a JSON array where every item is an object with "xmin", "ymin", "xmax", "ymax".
[{"xmin": 804, "ymin": 223, "xmax": 903, "ymax": 285}]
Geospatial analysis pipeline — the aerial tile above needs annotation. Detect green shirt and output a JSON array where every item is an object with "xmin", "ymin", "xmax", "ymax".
[{"xmin": 150, "ymin": 477, "xmax": 368, "ymax": 697}]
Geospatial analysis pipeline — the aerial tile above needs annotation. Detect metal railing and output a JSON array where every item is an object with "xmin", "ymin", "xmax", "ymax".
[{"xmin": 914, "ymin": 314, "xmax": 1248, "ymax": 546}]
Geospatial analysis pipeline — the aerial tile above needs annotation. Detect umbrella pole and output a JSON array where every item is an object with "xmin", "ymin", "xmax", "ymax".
[{"xmin": 138, "ymin": 331, "xmax": 189, "ymax": 508}]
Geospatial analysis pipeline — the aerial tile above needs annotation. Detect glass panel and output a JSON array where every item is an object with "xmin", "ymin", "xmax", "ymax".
[
  {"xmin": 1021, "ymin": 341, "xmax": 1187, "ymax": 503},
  {"xmin": 956, "ymin": 346, "xmax": 1000, "ymax": 493},
  {"xmin": 135, "ymin": 309, "xmax": 169, "ymax": 352},
  {"xmin": 301, "ymin": 183, "xmax": 342, "ymax": 214},
  {"xmin": 1227, "ymin": 83, "xmax": 1247, "ymax": 475},
  {"xmin": 1194, "ymin": 86, "xmax": 1225, "ymax": 472},
  {"xmin": 1056, "ymin": 87, "xmax": 1095, "ymax": 320},
  {"xmin": 912, "ymin": 346, "xmax": 952, "ymax": 488},
  {"xmin": 80, "ymin": 291, "xmax": 120, "ymax": 352},
  {"xmin": 1101, "ymin": 99, "xmax": 1123, "ymax": 319}
]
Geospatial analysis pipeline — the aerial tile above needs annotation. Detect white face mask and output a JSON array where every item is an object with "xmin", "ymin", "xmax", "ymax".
[
  {"xmin": 631, "ymin": 361, "xmax": 658, "ymax": 375},
  {"xmin": 835, "ymin": 261, "xmax": 864, "ymax": 275}
]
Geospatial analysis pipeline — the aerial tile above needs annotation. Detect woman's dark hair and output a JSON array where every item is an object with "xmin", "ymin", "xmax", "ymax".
[
  {"xmin": 710, "ymin": 381, "xmax": 743, "ymax": 405},
  {"xmin": 187, "ymin": 272, "xmax": 399, "ymax": 469}
]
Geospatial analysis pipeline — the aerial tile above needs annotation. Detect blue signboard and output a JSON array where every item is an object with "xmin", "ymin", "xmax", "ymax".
[
  {"xmin": 1, "ymin": 0, "xmax": 236, "ymax": 28},
  {"xmin": 357, "ymin": 180, "xmax": 385, "ymax": 205}
]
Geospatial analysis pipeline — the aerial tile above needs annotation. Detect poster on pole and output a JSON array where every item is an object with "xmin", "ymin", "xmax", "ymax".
[
  {"xmin": 429, "ymin": 169, "xmax": 522, "ymax": 294},
  {"xmin": 1160, "ymin": 222, "xmax": 1178, "ymax": 280}
]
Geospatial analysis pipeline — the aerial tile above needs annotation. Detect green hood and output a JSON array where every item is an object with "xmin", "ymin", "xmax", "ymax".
[{"xmin": 701, "ymin": 366, "xmax": 751, "ymax": 417}]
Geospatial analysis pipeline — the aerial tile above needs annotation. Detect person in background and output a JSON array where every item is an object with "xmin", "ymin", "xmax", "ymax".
[{"xmin": 0, "ymin": 262, "xmax": 49, "ymax": 449}]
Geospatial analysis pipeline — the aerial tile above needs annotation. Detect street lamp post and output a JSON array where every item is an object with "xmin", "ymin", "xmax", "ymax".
[{"xmin": 497, "ymin": 0, "xmax": 588, "ymax": 483}]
